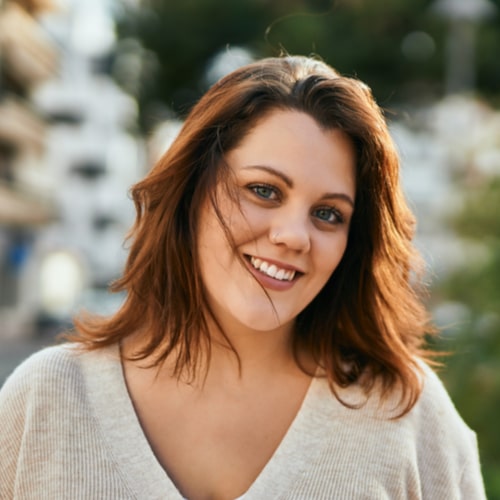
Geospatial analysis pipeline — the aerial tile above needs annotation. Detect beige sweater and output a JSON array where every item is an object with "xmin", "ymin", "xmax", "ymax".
[{"xmin": 0, "ymin": 344, "xmax": 486, "ymax": 499}]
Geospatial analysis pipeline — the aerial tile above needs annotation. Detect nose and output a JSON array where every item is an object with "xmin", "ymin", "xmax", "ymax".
[{"xmin": 269, "ymin": 214, "xmax": 311, "ymax": 253}]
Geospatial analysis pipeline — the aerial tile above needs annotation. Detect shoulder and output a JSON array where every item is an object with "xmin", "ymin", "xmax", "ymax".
[
  {"xmin": 4, "ymin": 343, "xmax": 84, "ymax": 378},
  {"xmin": 0, "ymin": 343, "xmax": 120, "ymax": 410},
  {"xmin": 2, "ymin": 344, "xmax": 89, "ymax": 387},
  {"xmin": 0, "ymin": 344, "xmax": 80, "ymax": 399},
  {"xmin": 413, "ymin": 361, "xmax": 474, "ymax": 439},
  {"xmin": 314, "ymin": 361, "xmax": 479, "ymax": 466},
  {"xmin": 407, "ymin": 361, "xmax": 486, "ymax": 497},
  {"xmin": 294, "ymin": 367, "xmax": 485, "ymax": 498},
  {"xmin": 0, "ymin": 343, "xmax": 137, "ymax": 499},
  {"xmin": 0, "ymin": 343, "xmax": 122, "ymax": 453}
]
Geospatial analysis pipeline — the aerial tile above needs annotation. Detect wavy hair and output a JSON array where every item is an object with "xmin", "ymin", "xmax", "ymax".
[{"xmin": 70, "ymin": 55, "xmax": 437, "ymax": 415}]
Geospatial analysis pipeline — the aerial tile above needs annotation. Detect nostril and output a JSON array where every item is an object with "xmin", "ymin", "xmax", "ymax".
[{"xmin": 270, "ymin": 230, "xmax": 311, "ymax": 253}]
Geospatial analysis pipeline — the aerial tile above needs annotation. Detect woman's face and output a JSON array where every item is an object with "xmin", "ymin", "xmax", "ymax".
[{"xmin": 197, "ymin": 109, "xmax": 356, "ymax": 337}]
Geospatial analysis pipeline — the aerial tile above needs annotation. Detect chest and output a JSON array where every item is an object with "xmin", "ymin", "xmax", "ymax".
[{"xmin": 126, "ymin": 371, "xmax": 312, "ymax": 500}]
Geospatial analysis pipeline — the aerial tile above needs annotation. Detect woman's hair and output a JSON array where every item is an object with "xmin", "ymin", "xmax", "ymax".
[{"xmin": 71, "ymin": 55, "xmax": 437, "ymax": 415}]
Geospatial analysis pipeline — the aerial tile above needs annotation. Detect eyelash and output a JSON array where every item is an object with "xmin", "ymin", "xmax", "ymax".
[
  {"xmin": 313, "ymin": 206, "xmax": 345, "ymax": 225},
  {"xmin": 247, "ymin": 183, "xmax": 345, "ymax": 225},
  {"xmin": 250, "ymin": 183, "xmax": 279, "ymax": 201}
]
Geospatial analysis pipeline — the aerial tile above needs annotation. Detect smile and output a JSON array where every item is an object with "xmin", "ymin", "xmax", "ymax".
[{"xmin": 249, "ymin": 256, "xmax": 296, "ymax": 282}]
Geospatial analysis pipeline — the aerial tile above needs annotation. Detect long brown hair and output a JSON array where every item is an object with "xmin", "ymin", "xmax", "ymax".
[{"xmin": 71, "ymin": 56, "xmax": 437, "ymax": 415}]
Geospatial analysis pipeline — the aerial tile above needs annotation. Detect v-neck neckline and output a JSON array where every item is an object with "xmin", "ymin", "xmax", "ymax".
[{"xmin": 83, "ymin": 344, "xmax": 327, "ymax": 499}]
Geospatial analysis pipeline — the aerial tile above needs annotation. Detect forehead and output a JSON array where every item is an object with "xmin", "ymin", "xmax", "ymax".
[{"xmin": 226, "ymin": 109, "xmax": 356, "ymax": 198}]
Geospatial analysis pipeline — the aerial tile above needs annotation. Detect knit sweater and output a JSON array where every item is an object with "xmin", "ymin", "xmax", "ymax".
[{"xmin": 0, "ymin": 344, "xmax": 486, "ymax": 499}]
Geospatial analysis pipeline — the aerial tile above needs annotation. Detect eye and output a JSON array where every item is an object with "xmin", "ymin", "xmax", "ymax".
[
  {"xmin": 313, "ymin": 206, "xmax": 344, "ymax": 225},
  {"xmin": 249, "ymin": 183, "xmax": 280, "ymax": 201}
]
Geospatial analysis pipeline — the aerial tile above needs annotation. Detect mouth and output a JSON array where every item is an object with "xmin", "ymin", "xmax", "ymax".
[{"xmin": 246, "ymin": 255, "xmax": 301, "ymax": 282}]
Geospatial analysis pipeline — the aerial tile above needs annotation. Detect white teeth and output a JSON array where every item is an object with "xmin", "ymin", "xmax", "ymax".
[
  {"xmin": 275, "ymin": 269, "xmax": 285, "ymax": 280},
  {"xmin": 250, "ymin": 257, "xmax": 296, "ymax": 281},
  {"xmin": 267, "ymin": 264, "xmax": 278, "ymax": 277}
]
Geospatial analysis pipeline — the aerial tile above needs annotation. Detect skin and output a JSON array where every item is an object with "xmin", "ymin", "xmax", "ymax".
[
  {"xmin": 198, "ymin": 109, "xmax": 356, "ymax": 347},
  {"xmin": 122, "ymin": 109, "xmax": 357, "ymax": 500}
]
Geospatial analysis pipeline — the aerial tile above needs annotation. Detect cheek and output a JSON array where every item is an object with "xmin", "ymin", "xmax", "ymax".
[
  {"xmin": 228, "ymin": 201, "xmax": 268, "ymax": 244},
  {"xmin": 197, "ymin": 205, "xmax": 230, "ymax": 272},
  {"xmin": 198, "ymin": 202, "xmax": 247, "ymax": 270},
  {"xmin": 317, "ymin": 235, "xmax": 349, "ymax": 276}
]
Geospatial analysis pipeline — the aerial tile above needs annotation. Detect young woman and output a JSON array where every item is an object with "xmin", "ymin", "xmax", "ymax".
[{"xmin": 0, "ymin": 56, "xmax": 485, "ymax": 499}]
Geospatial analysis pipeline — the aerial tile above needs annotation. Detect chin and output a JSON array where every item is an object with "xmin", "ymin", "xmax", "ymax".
[{"xmin": 235, "ymin": 305, "xmax": 296, "ymax": 334}]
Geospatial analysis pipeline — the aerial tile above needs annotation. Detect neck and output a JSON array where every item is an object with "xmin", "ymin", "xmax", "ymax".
[
  {"xmin": 122, "ymin": 315, "xmax": 314, "ymax": 387},
  {"xmin": 203, "ymin": 313, "xmax": 296, "ymax": 378}
]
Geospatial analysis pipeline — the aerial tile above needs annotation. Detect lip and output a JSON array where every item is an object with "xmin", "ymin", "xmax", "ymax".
[
  {"xmin": 243, "ymin": 254, "xmax": 304, "ymax": 292},
  {"xmin": 246, "ymin": 254, "xmax": 304, "ymax": 274}
]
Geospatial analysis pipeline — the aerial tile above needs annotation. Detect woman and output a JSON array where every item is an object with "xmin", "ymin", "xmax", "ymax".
[{"xmin": 0, "ymin": 56, "xmax": 485, "ymax": 499}]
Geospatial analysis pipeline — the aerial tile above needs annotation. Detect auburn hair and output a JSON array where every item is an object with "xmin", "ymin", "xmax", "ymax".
[{"xmin": 70, "ymin": 55, "xmax": 437, "ymax": 415}]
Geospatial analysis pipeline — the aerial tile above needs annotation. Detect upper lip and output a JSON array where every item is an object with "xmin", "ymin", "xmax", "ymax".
[{"xmin": 244, "ymin": 254, "xmax": 305, "ymax": 274}]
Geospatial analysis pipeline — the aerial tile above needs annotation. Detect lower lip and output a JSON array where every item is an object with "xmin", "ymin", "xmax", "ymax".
[{"xmin": 244, "ymin": 259, "xmax": 298, "ymax": 292}]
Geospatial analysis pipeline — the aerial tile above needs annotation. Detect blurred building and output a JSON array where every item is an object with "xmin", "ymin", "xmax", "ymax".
[
  {"xmin": 0, "ymin": 0, "xmax": 58, "ymax": 338},
  {"xmin": 0, "ymin": 0, "xmax": 145, "ymax": 339}
]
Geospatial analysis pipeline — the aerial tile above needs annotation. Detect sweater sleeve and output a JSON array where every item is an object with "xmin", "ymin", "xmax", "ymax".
[
  {"xmin": 459, "ymin": 432, "xmax": 487, "ymax": 500},
  {"xmin": 0, "ymin": 345, "xmax": 104, "ymax": 499},
  {"xmin": 0, "ymin": 345, "xmax": 150, "ymax": 500},
  {"xmin": 414, "ymin": 364, "xmax": 488, "ymax": 500},
  {"xmin": 0, "ymin": 358, "xmax": 32, "ymax": 499}
]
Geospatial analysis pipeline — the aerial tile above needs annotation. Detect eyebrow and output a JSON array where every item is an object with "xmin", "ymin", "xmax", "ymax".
[{"xmin": 242, "ymin": 165, "xmax": 355, "ymax": 207}]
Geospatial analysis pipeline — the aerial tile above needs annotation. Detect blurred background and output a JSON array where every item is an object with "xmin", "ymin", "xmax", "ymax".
[{"xmin": 0, "ymin": 0, "xmax": 499, "ymax": 495}]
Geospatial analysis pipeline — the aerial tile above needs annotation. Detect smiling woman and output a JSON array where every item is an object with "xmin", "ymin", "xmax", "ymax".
[
  {"xmin": 0, "ymin": 56, "xmax": 486, "ymax": 499},
  {"xmin": 197, "ymin": 110, "xmax": 356, "ymax": 337}
]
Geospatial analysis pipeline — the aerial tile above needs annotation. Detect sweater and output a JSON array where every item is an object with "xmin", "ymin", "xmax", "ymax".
[{"xmin": 0, "ymin": 344, "xmax": 486, "ymax": 499}]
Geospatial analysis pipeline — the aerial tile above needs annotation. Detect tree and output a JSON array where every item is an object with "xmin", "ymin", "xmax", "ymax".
[
  {"xmin": 113, "ymin": 0, "xmax": 466, "ymax": 130},
  {"xmin": 435, "ymin": 177, "xmax": 500, "ymax": 499}
]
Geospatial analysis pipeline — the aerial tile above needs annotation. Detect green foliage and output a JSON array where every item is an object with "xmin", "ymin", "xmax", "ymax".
[
  {"xmin": 436, "ymin": 178, "xmax": 500, "ymax": 499},
  {"xmin": 451, "ymin": 178, "xmax": 500, "ymax": 242},
  {"xmin": 115, "ymin": 0, "xmax": 460, "ymax": 130},
  {"xmin": 116, "ymin": 0, "xmax": 277, "ymax": 127}
]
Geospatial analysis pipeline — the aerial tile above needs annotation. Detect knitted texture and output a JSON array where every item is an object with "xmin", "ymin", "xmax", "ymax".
[{"xmin": 0, "ymin": 344, "xmax": 486, "ymax": 499}]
